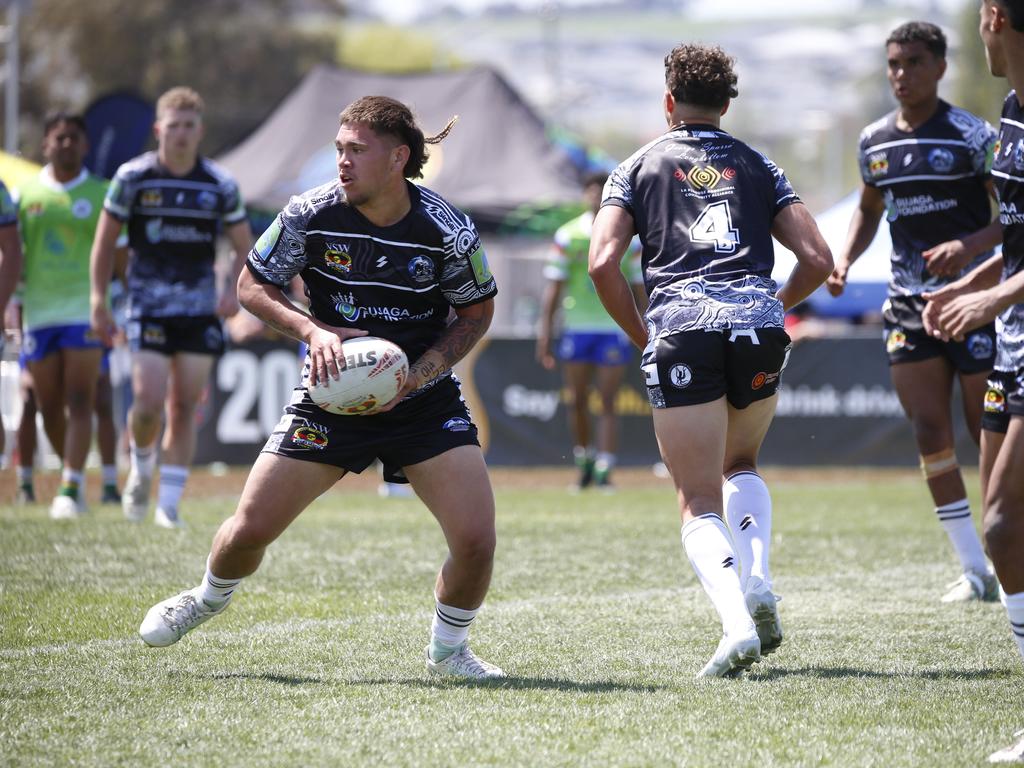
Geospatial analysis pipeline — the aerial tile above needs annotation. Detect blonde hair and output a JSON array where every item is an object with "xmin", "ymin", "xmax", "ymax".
[{"xmin": 156, "ymin": 86, "xmax": 205, "ymax": 119}]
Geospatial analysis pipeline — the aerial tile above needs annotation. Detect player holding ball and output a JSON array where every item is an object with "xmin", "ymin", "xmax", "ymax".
[{"xmin": 139, "ymin": 96, "xmax": 505, "ymax": 680}]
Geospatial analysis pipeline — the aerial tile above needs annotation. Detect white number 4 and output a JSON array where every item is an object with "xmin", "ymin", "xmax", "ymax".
[{"xmin": 689, "ymin": 200, "xmax": 739, "ymax": 254}]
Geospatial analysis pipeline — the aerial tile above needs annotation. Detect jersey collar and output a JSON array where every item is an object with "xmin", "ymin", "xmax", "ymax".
[{"xmin": 40, "ymin": 165, "xmax": 89, "ymax": 193}]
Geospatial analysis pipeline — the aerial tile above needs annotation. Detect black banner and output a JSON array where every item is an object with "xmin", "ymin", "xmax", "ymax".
[{"xmin": 196, "ymin": 336, "xmax": 977, "ymax": 468}]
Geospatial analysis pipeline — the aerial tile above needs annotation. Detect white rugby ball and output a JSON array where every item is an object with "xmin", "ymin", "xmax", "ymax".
[{"xmin": 308, "ymin": 336, "xmax": 409, "ymax": 415}]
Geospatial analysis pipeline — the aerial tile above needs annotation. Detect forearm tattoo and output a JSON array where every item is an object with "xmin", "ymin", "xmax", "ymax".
[{"xmin": 410, "ymin": 313, "xmax": 487, "ymax": 385}]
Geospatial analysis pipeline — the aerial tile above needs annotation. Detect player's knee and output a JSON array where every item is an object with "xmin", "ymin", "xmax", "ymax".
[{"xmin": 452, "ymin": 526, "xmax": 496, "ymax": 566}]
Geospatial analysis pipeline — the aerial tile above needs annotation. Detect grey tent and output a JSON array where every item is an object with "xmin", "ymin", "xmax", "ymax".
[{"xmin": 217, "ymin": 65, "xmax": 583, "ymax": 223}]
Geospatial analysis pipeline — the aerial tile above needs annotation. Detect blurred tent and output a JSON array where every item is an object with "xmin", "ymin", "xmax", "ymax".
[
  {"xmin": 773, "ymin": 191, "xmax": 891, "ymax": 318},
  {"xmin": 217, "ymin": 65, "xmax": 583, "ymax": 227},
  {"xmin": 0, "ymin": 151, "xmax": 42, "ymax": 190}
]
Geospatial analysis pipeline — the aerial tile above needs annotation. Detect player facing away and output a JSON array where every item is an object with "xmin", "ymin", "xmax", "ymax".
[
  {"xmin": 827, "ymin": 21, "xmax": 1003, "ymax": 603},
  {"xmin": 537, "ymin": 171, "xmax": 645, "ymax": 491},
  {"xmin": 589, "ymin": 44, "xmax": 832, "ymax": 677},
  {"xmin": 924, "ymin": 2, "xmax": 1024, "ymax": 761},
  {"xmin": 137, "ymin": 96, "xmax": 505, "ymax": 680},
  {"xmin": 89, "ymin": 87, "xmax": 254, "ymax": 528},
  {"xmin": 15, "ymin": 113, "xmax": 117, "ymax": 518}
]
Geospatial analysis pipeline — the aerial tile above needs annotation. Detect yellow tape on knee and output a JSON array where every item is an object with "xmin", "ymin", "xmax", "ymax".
[{"xmin": 920, "ymin": 449, "xmax": 958, "ymax": 479}]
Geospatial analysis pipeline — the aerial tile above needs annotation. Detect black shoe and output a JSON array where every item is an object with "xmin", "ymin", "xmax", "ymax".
[{"xmin": 100, "ymin": 484, "xmax": 122, "ymax": 504}]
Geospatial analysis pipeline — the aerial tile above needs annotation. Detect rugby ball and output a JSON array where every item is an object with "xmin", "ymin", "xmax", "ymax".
[{"xmin": 308, "ymin": 336, "xmax": 409, "ymax": 415}]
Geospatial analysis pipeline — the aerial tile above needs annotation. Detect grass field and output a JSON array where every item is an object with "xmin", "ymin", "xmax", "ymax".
[{"xmin": 1, "ymin": 467, "xmax": 1020, "ymax": 767}]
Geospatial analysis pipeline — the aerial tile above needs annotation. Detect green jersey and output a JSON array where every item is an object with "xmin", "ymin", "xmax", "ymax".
[
  {"xmin": 17, "ymin": 168, "xmax": 108, "ymax": 330},
  {"xmin": 544, "ymin": 210, "xmax": 642, "ymax": 331}
]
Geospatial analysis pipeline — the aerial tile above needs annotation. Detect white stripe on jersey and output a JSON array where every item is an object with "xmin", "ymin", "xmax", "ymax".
[
  {"xmin": 1002, "ymin": 117, "xmax": 1024, "ymax": 130},
  {"xmin": 135, "ymin": 178, "xmax": 228, "ymax": 192},
  {"xmin": 131, "ymin": 207, "xmax": 221, "ymax": 219},
  {"xmin": 308, "ymin": 266, "xmax": 437, "ymax": 293},
  {"xmin": 306, "ymin": 229, "xmax": 445, "ymax": 253},
  {"xmin": 874, "ymin": 172, "xmax": 975, "ymax": 186},
  {"xmin": 863, "ymin": 137, "xmax": 970, "ymax": 153},
  {"xmin": 992, "ymin": 169, "xmax": 1024, "ymax": 183}
]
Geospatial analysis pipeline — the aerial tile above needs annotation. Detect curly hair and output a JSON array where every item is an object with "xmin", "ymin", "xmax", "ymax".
[
  {"xmin": 339, "ymin": 96, "xmax": 457, "ymax": 180},
  {"xmin": 886, "ymin": 21, "xmax": 947, "ymax": 58},
  {"xmin": 664, "ymin": 44, "xmax": 738, "ymax": 110}
]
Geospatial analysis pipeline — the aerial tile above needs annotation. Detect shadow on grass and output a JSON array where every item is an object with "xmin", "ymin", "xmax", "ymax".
[
  {"xmin": 169, "ymin": 671, "xmax": 325, "ymax": 686},
  {"xmin": 352, "ymin": 676, "xmax": 665, "ymax": 692},
  {"xmin": 754, "ymin": 665, "xmax": 1015, "ymax": 681}
]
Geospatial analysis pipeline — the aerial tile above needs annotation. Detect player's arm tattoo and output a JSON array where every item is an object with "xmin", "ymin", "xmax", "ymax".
[{"xmin": 409, "ymin": 309, "xmax": 489, "ymax": 386}]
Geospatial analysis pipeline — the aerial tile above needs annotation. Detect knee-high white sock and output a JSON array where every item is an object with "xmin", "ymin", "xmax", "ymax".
[
  {"xmin": 723, "ymin": 471, "xmax": 773, "ymax": 587},
  {"xmin": 681, "ymin": 514, "xmax": 754, "ymax": 637},
  {"xmin": 935, "ymin": 499, "xmax": 989, "ymax": 575},
  {"xmin": 130, "ymin": 441, "xmax": 157, "ymax": 478},
  {"xmin": 429, "ymin": 598, "xmax": 479, "ymax": 661},
  {"xmin": 1004, "ymin": 591, "xmax": 1024, "ymax": 664},
  {"xmin": 157, "ymin": 465, "xmax": 189, "ymax": 512}
]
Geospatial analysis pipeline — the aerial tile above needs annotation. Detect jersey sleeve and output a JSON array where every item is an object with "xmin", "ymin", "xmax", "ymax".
[
  {"xmin": 439, "ymin": 216, "xmax": 497, "ymax": 307},
  {"xmin": 246, "ymin": 197, "xmax": 310, "ymax": 287},
  {"xmin": 103, "ymin": 165, "xmax": 136, "ymax": 222},
  {"xmin": 973, "ymin": 119, "xmax": 999, "ymax": 176},
  {"xmin": 601, "ymin": 161, "xmax": 634, "ymax": 214},
  {"xmin": 219, "ymin": 176, "xmax": 248, "ymax": 226},
  {"xmin": 543, "ymin": 225, "xmax": 571, "ymax": 281},
  {"xmin": 758, "ymin": 152, "xmax": 801, "ymax": 215},
  {"xmin": 0, "ymin": 181, "xmax": 18, "ymax": 228}
]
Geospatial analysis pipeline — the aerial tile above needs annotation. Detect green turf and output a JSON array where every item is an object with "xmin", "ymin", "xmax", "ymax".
[{"xmin": 1, "ymin": 472, "xmax": 1020, "ymax": 767}]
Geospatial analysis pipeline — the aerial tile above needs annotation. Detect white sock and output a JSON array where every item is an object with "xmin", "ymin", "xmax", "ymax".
[
  {"xmin": 157, "ymin": 465, "xmax": 189, "ymax": 512},
  {"xmin": 935, "ymin": 499, "xmax": 989, "ymax": 575},
  {"xmin": 102, "ymin": 464, "xmax": 118, "ymax": 486},
  {"xmin": 681, "ymin": 514, "xmax": 754, "ymax": 637},
  {"xmin": 595, "ymin": 452, "xmax": 615, "ymax": 472},
  {"xmin": 430, "ymin": 599, "xmax": 479, "ymax": 660},
  {"xmin": 130, "ymin": 441, "xmax": 157, "ymax": 478},
  {"xmin": 1005, "ymin": 591, "xmax": 1024, "ymax": 664},
  {"xmin": 723, "ymin": 471, "xmax": 772, "ymax": 587},
  {"xmin": 61, "ymin": 468, "xmax": 83, "ymax": 488},
  {"xmin": 198, "ymin": 558, "xmax": 241, "ymax": 609}
]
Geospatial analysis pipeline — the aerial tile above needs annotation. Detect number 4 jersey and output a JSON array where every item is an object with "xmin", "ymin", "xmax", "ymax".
[{"xmin": 602, "ymin": 123, "xmax": 799, "ymax": 343}]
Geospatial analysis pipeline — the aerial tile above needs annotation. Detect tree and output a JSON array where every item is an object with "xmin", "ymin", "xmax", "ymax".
[{"xmin": 13, "ymin": 0, "xmax": 339, "ymax": 158}]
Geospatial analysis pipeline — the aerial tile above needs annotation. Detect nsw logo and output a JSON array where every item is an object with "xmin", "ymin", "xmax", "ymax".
[
  {"xmin": 292, "ymin": 425, "xmax": 328, "ymax": 449},
  {"xmin": 324, "ymin": 244, "xmax": 352, "ymax": 273}
]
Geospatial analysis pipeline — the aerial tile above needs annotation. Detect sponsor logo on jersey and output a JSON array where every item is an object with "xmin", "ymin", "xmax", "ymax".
[
  {"xmin": 140, "ymin": 190, "xmax": 162, "ymax": 207},
  {"xmin": 928, "ymin": 147, "xmax": 955, "ymax": 173},
  {"xmin": 443, "ymin": 417, "xmax": 471, "ymax": 432},
  {"xmin": 751, "ymin": 370, "xmax": 780, "ymax": 391},
  {"xmin": 331, "ymin": 292, "xmax": 434, "ymax": 323},
  {"xmin": 686, "ymin": 165, "xmax": 723, "ymax": 190},
  {"xmin": 145, "ymin": 218, "xmax": 213, "ymax": 244},
  {"xmin": 408, "ymin": 255, "xmax": 435, "ymax": 283},
  {"xmin": 994, "ymin": 137, "xmax": 1002, "ymax": 158},
  {"xmin": 143, "ymin": 324, "xmax": 167, "ymax": 346},
  {"xmin": 984, "ymin": 384, "xmax": 1006, "ymax": 413},
  {"xmin": 469, "ymin": 246, "xmax": 492, "ymax": 286},
  {"xmin": 966, "ymin": 332, "xmax": 994, "ymax": 361},
  {"xmin": 25, "ymin": 202, "xmax": 43, "ymax": 217},
  {"xmin": 886, "ymin": 328, "xmax": 907, "ymax": 354},
  {"xmin": 903, "ymin": 153, "xmax": 914, "ymax": 167},
  {"xmin": 1015, "ymin": 139, "xmax": 1024, "ymax": 171},
  {"xmin": 324, "ymin": 243, "xmax": 352, "ymax": 273},
  {"xmin": 668, "ymin": 363, "xmax": 692, "ymax": 388},
  {"xmin": 292, "ymin": 425, "xmax": 328, "ymax": 449},
  {"xmin": 254, "ymin": 218, "xmax": 282, "ymax": 262},
  {"xmin": 867, "ymin": 153, "xmax": 888, "ymax": 178},
  {"xmin": 197, "ymin": 190, "xmax": 218, "ymax": 210},
  {"xmin": 71, "ymin": 198, "xmax": 93, "ymax": 219}
]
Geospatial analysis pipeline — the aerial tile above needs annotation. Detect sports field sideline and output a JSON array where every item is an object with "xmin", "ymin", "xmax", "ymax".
[{"xmin": 1, "ymin": 466, "xmax": 1018, "ymax": 767}]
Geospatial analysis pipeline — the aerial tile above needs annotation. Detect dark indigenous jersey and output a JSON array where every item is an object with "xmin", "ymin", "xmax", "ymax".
[
  {"xmin": 247, "ymin": 180, "xmax": 497, "ymax": 395},
  {"xmin": 991, "ymin": 91, "xmax": 1024, "ymax": 373},
  {"xmin": 104, "ymin": 151, "xmax": 247, "ymax": 319},
  {"xmin": 858, "ymin": 100, "xmax": 996, "ymax": 297},
  {"xmin": 603, "ymin": 123, "xmax": 798, "ymax": 344}
]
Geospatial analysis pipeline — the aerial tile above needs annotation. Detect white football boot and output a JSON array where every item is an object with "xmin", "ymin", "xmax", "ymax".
[
  {"xmin": 154, "ymin": 506, "xmax": 185, "ymax": 529},
  {"xmin": 990, "ymin": 731, "xmax": 1024, "ymax": 764},
  {"xmin": 426, "ymin": 643, "xmax": 505, "ymax": 680},
  {"xmin": 139, "ymin": 588, "xmax": 228, "ymax": 647},
  {"xmin": 696, "ymin": 628, "xmax": 761, "ymax": 678},
  {"xmin": 122, "ymin": 468, "xmax": 151, "ymax": 522},
  {"xmin": 49, "ymin": 493, "xmax": 85, "ymax": 520},
  {"xmin": 941, "ymin": 569, "xmax": 1000, "ymax": 603},
  {"xmin": 744, "ymin": 576, "xmax": 784, "ymax": 654}
]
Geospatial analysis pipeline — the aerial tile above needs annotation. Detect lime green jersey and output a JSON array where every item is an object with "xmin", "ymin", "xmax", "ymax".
[
  {"xmin": 17, "ymin": 168, "xmax": 108, "ymax": 329},
  {"xmin": 544, "ymin": 210, "xmax": 642, "ymax": 331}
]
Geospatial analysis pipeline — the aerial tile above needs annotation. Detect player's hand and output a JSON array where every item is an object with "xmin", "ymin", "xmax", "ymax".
[
  {"xmin": 367, "ymin": 365, "xmax": 420, "ymax": 415},
  {"xmin": 90, "ymin": 303, "xmax": 116, "ymax": 347},
  {"xmin": 305, "ymin": 324, "xmax": 368, "ymax": 387},
  {"xmin": 825, "ymin": 264, "xmax": 848, "ymax": 297},
  {"xmin": 923, "ymin": 239, "xmax": 970, "ymax": 278},
  {"xmin": 927, "ymin": 289, "xmax": 995, "ymax": 342},
  {"xmin": 535, "ymin": 336, "xmax": 556, "ymax": 370},
  {"xmin": 216, "ymin": 291, "xmax": 241, "ymax": 319}
]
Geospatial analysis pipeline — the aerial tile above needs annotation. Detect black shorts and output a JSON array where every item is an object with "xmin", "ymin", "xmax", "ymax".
[
  {"xmin": 262, "ymin": 376, "xmax": 480, "ymax": 483},
  {"xmin": 127, "ymin": 315, "xmax": 225, "ymax": 356},
  {"xmin": 642, "ymin": 327, "xmax": 791, "ymax": 409},
  {"xmin": 883, "ymin": 295, "xmax": 995, "ymax": 373},
  {"xmin": 980, "ymin": 368, "xmax": 1024, "ymax": 434}
]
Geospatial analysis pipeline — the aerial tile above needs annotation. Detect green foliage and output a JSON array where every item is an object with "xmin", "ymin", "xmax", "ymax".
[
  {"xmin": 0, "ymin": 469, "xmax": 1019, "ymax": 767},
  {"xmin": 16, "ymin": 0, "xmax": 339, "ymax": 156},
  {"xmin": 337, "ymin": 24, "xmax": 462, "ymax": 73}
]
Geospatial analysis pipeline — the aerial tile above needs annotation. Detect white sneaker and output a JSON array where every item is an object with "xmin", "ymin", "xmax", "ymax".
[
  {"xmin": 139, "ymin": 588, "xmax": 228, "ymax": 647},
  {"xmin": 122, "ymin": 469, "xmax": 151, "ymax": 522},
  {"xmin": 744, "ymin": 576, "xmax": 783, "ymax": 654},
  {"xmin": 990, "ymin": 730, "xmax": 1024, "ymax": 763},
  {"xmin": 941, "ymin": 570, "xmax": 1000, "ymax": 603},
  {"xmin": 154, "ymin": 506, "xmax": 184, "ymax": 529},
  {"xmin": 696, "ymin": 628, "xmax": 761, "ymax": 678},
  {"xmin": 425, "ymin": 643, "xmax": 505, "ymax": 680},
  {"xmin": 377, "ymin": 482, "xmax": 414, "ymax": 499},
  {"xmin": 49, "ymin": 494, "xmax": 85, "ymax": 520}
]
